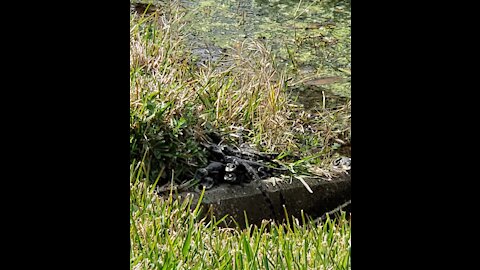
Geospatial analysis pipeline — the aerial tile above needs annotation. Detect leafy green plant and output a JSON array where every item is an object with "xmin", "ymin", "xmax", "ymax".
[
  {"xmin": 130, "ymin": 2, "xmax": 351, "ymax": 269},
  {"xmin": 130, "ymin": 0, "xmax": 351, "ymax": 184}
]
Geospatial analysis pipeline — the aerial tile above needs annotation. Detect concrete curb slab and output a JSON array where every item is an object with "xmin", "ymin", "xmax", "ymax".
[{"xmin": 177, "ymin": 173, "xmax": 351, "ymax": 227}]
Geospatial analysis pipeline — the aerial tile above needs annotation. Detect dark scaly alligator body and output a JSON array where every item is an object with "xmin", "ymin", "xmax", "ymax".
[
  {"xmin": 194, "ymin": 161, "xmax": 225, "ymax": 190},
  {"xmin": 196, "ymin": 142, "xmax": 289, "ymax": 187},
  {"xmin": 194, "ymin": 134, "xmax": 290, "ymax": 219}
]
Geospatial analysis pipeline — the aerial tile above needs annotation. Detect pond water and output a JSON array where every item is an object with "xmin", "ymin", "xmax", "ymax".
[
  {"xmin": 184, "ymin": 0, "xmax": 350, "ymax": 97},
  {"xmin": 132, "ymin": 0, "xmax": 351, "ymax": 99}
]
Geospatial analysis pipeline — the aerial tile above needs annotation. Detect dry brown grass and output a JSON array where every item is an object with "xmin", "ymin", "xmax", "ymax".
[{"xmin": 130, "ymin": 3, "xmax": 350, "ymax": 183}]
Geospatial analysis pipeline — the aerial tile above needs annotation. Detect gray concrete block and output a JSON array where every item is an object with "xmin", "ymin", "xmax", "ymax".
[{"xmin": 177, "ymin": 173, "xmax": 351, "ymax": 228}]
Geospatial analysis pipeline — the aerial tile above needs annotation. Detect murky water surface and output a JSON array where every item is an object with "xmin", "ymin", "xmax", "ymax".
[{"xmin": 132, "ymin": 0, "xmax": 351, "ymax": 99}]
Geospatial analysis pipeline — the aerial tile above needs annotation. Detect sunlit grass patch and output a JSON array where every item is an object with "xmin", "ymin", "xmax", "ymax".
[
  {"xmin": 130, "ymin": 2, "xmax": 350, "ymax": 185},
  {"xmin": 130, "ymin": 178, "xmax": 351, "ymax": 270},
  {"xmin": 130, "ymin": 2, "xmax": 351, "ymax": 269}
]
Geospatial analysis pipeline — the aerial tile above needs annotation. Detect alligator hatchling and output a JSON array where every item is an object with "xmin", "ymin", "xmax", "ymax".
[{"xmin": 194, "ymin": 141, "xmax": 288, "ymax": 190}]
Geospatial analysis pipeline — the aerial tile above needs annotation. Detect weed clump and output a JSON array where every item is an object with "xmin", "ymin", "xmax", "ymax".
[{"xmin": 130, "ymin": 1, "xmax": 350, "ymax": 186}]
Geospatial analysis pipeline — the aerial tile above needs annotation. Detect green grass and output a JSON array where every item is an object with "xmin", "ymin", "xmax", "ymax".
[
  {"xmin": 129, "ymin": 0, "xmax": 351, "ymax": 185},
  {"xmin": 130, "ymin": 179, "xmax": 351, "ymax": 270},
  {"xmin": 130, "ymin": 1, "xmax": 351, "ymax": 269}
]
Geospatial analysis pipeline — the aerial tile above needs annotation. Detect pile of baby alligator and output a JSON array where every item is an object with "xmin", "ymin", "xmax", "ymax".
[{"xmin": 194, "ymin": 136, "xmax": 289, "ymax": 190}]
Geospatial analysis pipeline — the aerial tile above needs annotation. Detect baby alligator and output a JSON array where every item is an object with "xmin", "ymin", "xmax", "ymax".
[
  {"xmin": 195, "ymin": 142, "xmax": 288, "ymax": 188},
  {"xmin": 195, "ymin": 141, "xmax": 287, "ymax": 220}
]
